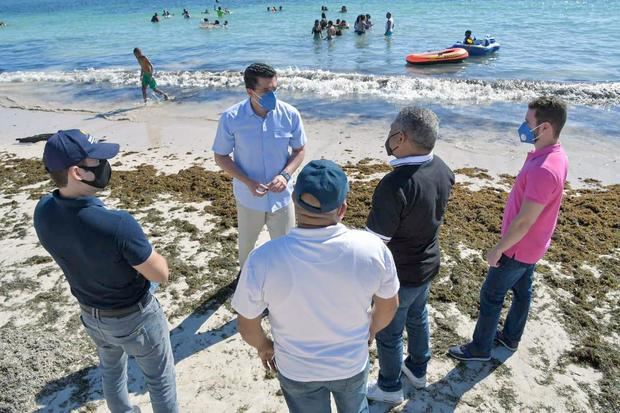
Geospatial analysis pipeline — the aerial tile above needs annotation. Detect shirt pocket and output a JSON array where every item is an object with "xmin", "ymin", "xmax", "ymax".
[
  {"xmin": 272, "ymin": 130, "xmax": 293, "ymax": 150},
  {"xmin": 273, "ymin": 131, "xmax": 293, "ymax": 140}
]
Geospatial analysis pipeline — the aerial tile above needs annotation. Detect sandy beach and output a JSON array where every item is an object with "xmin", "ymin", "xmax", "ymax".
[{"xmin": 0, "ymin": 87, "xmax": 618, "ymax": 413}]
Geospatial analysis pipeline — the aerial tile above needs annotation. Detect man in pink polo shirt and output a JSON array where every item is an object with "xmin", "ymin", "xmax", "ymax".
[{"xmin": 449, "ymin": 96, "xmax": 569, "ymax": 361}]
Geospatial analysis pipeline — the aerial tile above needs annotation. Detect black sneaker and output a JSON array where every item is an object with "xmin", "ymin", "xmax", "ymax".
[
  {"xmin": 495, "ymin": 331, "xmax": 518, "ymax": 351},
  {"xmin": 448, "ymin": 344, "xmax": 491, "ymax": 362}
]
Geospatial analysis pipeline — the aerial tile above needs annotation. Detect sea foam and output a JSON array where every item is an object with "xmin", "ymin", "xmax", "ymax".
[{"xmin": 1, "ymin": 68, "xmax": 618, "ymax": 107}]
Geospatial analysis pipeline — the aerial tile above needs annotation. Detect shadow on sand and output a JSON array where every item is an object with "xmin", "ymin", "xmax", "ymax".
[{"xmin": 35, "ymin": 279, "xmax": 238, "ymax": 412}]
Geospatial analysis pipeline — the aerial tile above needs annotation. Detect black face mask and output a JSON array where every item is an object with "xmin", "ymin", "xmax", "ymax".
[
  {"xmin": 79, "ymin": 160, "xmax": 112, "ymax": 189},
  {"xmin": 385, "ymin": 131, "xmax": 401, "ymax": 156}
]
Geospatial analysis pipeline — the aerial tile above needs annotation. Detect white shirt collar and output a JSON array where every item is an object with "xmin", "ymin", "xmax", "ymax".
[
  {"xmin": 389, "ymin": 153, "xmax": 434, "ymax": 167},
  {"xmin": 289, "ymin": 223, "xmax": 347, "ymax": 239}
]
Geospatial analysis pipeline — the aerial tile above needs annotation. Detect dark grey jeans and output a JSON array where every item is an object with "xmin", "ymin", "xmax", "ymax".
[
  {"xmin": 277, "ymin": 363, "xmax": 369, "ymax": 413},
  {"xmin": 80, "ymin": 296, "xmax": 178, "ymax": 413}
]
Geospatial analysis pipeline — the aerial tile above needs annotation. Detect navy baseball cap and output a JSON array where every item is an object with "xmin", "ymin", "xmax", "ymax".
[
  {"xmin": 43, "ymin": 129, "xmax": 120, "ymax": 172},
  {"xmin": 294, "ymin": 160, "xmax": 349, "ymax": 213}
]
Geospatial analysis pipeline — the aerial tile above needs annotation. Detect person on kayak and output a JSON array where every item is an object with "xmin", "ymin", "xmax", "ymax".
[{"xmin": 464, "ymin": 30, "xmax": 476, "ymax": 45}]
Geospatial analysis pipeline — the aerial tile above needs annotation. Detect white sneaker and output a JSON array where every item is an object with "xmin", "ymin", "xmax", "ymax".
[
  {"xmin": 401, "ymin": 362, "xmax": 426, "ymax": 389},
  {"xmin": 366, "ymin": 381, "xmax": 404, "ymax": 404}
]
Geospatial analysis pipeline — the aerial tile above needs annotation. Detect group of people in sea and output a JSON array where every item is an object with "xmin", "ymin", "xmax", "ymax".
[
  {"xmin": 312, "ymin": 14, "xmax": 350, "ymax": 40},
  {"xmin": 150, "ymin": 6, "xmax": 230, "ymax": 28},
  {"xmin": 149, "ymin": 4, "xmax": 398, "ymax": 38},
  {"xmin": 200, "ymin": 18, "xmax": 228, "ymax": 29},
  {"xmin": 150, "ymin": 3, "xmax": 232, "ymax": 22},
  {"xmin": 150, "ymin": 9, "xmax": 190, "ymax": 22},
  {"xmin": 313, "ymin": 6, "xmax": 395, "ymax": 40}
]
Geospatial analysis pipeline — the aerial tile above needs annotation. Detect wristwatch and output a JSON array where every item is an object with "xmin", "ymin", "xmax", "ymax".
[{"xmin": 279, "ymin": 171, "xmax": 291, "ymax": 182}]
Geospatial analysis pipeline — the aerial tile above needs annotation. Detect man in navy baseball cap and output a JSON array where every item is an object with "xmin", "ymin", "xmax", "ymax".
[
  {"xmin": 293, "ymin": 159, "xmax": 350, "ymax": 214},
  {"xmin": 42, "ymin": 129, "xmax": 119, "ymax": 189},
  {"xmin": 232, "ymin": 159, "xmax": 399, "ymax": 411},
  {"xmin": 34, "ymin": 130, "xmax": 179, "ymax": 412},
  {"xmin": 43, "ymin": 129, "xmax": 119, "ymax": 171}
]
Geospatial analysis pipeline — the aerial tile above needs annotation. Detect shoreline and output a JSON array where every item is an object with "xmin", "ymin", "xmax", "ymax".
[{"xmin": 1, "ymin": 87, "xmax": 618, "ymax": 186}]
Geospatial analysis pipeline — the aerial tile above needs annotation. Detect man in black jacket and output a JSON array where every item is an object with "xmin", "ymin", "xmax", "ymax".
[{"xmin": 366, "ymin": 107, "xmax": 454, "ymax": 404}]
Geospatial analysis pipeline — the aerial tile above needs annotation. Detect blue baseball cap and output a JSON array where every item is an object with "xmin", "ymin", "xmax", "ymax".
[
  {"xmin": 294, "ymin": 160, "xmax": 349, "ymax": 213},
  {"xmin": 43, "ymin": 129, "xmax": 120, "ymax": 172}
]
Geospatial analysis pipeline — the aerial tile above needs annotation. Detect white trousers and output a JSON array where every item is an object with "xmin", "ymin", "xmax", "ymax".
[{"xmin": 236, "ymin": 201, "xmax": 295, "ymax": 269}]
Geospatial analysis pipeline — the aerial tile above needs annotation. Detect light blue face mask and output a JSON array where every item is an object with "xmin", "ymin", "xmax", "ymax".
[
  {"xmin": 257, "ymin": 90, "xmax": 277, "ymax": 111},
  {"xmin": 518, "ymin": 122, "xmax": 543, "ymax": 144}
]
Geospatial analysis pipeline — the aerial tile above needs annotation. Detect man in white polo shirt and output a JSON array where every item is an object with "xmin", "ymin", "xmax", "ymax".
[
  {"xmin": 213, "ymin": 63, "xmax": 306, "ymax": 270},
  {"xmin": 232, "ymin": 160, "xmax": 400, "ymax": 413}
]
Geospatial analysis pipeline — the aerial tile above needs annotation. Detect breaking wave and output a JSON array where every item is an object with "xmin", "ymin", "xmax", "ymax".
[{"xmin": 1, "ymin": 68, "xmax": 619, "ymax": 107}]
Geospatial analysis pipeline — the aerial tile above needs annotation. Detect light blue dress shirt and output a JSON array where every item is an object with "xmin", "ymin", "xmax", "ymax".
[{"xmin": 213, "ymin": 98, "xmax": 307, "ymax": 213}]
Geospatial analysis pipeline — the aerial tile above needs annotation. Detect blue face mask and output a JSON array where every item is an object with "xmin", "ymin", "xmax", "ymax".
[
  {"xmin": 256, "ymin": 90, "xmax": 277, "ymax": 111},
  {"xmin": 518, "ymin": 122, "xmax": 543, "ymax": 144}
]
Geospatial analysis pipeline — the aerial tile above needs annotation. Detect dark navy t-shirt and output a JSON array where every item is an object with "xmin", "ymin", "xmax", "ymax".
[{"xmin": 33, "ymin": 190, "xmax": 152, "ymax": 309}]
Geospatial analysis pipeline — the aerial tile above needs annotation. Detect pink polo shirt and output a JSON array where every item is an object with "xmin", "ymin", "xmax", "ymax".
[{"xmin": 502, "ymin": 143, "xmax": 568, "ymax": 264}]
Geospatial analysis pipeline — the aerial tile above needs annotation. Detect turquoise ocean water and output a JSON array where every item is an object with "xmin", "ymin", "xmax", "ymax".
[{"xmin": 1, "ymin": 0, "xmax": 619, "ymax": 133}]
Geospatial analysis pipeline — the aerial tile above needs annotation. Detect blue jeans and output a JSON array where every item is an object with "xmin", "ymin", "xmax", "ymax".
[
  {"xmin": 277, "ymin": 364, "xmax": 369, "ymax": 413},
  {"xmin": 80, "ymin": 296, "xmax": 178, "ymax": 413},
  {"xmin": 469, "ymin": 254, "xmax": 536, "ymax": 356},
  {"xmin": 376, "ymin": 283, "xmax": 430, "ymax": 392}
]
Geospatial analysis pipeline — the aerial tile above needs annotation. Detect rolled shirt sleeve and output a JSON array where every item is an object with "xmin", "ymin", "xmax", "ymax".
[{"xmin": 212, "ymin": 112, "xmax": 235, "ymax": 155}]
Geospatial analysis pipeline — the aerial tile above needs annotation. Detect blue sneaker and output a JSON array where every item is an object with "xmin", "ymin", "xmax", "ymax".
[
  {"xmin": 448, "ymin": 344, "xmax": 491, "ymax": 361},
  {"xmin": 495, "ymin": 331, "xmax": 518, "ymax": 352}
]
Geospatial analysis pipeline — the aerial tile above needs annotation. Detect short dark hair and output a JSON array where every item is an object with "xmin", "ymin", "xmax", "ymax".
[
  {"xmin": 243, "ymin": 63, "xmax": 277, "ymax": 90},
  {"xmin": 133, "ymin": 47, "xmax": 141, "ymax": 55},
  {"xmin": 528, "ymin": 96, "xmax": 567, "ymax": 137},
  {"xmin": 48, "ymin": 159, "xmax": 88, "ymax": 188},
  {"xmin": 49, "ymin": 168, "xmax": 69, "ymax": 188}
]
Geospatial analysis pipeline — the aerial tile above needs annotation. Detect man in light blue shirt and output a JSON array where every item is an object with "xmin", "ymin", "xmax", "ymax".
[{"xmin": 213, "ymin": 63, "xmax": 306, "ymax": 269}]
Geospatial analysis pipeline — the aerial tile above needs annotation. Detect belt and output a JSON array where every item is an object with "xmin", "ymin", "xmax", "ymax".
[{"xmin": 80, "ymin": 293, "xmax": 152, "ymax": 318}]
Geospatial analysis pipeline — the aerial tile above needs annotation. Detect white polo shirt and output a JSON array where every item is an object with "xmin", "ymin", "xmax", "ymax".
[{"xmin": 232, "ymin": 223, "xmax": 400, "ymax": 382}]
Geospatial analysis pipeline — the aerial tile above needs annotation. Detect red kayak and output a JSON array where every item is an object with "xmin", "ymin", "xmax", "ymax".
[{"xmin": 406, "ymin": 48, "xmax": 469, "ymax": 65}]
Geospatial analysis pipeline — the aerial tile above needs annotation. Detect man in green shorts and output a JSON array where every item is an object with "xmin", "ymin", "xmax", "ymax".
[{"xmin": 133, "ymin": 48, "xmax": 169, "ymax": 104}]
